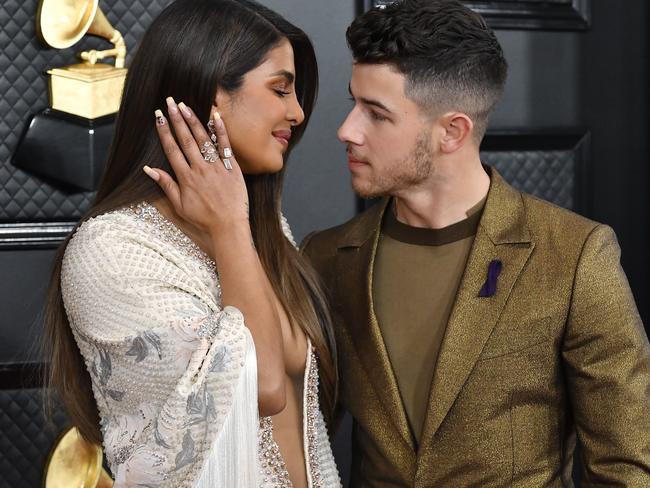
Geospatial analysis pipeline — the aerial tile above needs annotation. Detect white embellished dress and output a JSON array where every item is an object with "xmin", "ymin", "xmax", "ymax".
[{"xmin": 60, "ymin": 202, "xmax": 341, "ymax": 488}]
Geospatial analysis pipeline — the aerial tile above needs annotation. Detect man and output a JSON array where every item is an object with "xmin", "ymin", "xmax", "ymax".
[{"xmin": 301, "ymin": 0, "xmax": 650, "ymax": 486}]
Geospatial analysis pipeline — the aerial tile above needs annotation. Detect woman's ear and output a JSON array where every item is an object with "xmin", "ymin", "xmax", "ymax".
[
  {"xmin": 214, "ymin": 87, "xmax": 230, "ymax": 111},
  {"xmin": 213, "ymin": 87, "xmax": 232, "ymax": 120}
]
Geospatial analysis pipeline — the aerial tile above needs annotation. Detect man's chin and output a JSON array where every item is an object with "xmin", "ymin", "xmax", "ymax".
[{"xmin": 351, "ymin": 180, "xmax": 385, "ymax": 200}]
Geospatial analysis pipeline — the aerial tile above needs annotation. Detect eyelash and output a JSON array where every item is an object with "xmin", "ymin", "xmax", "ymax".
[{"xmin": 274, "ymin": 89, "xmax": 292, "ymax": 97}]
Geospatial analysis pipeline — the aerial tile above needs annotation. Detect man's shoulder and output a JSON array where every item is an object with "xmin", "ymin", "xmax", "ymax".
[
  {"xmin": 520, "ymin": 192, "xmax": 603, "ymax": 243},
  {"xmin": 301, "ymin": 199, "xmax": 385, "ymax": 255}
]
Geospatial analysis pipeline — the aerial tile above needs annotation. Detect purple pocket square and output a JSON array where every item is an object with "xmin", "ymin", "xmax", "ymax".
[{"xmin": 478, "ymin": 259, "xmax": 502, "ymax": 298}]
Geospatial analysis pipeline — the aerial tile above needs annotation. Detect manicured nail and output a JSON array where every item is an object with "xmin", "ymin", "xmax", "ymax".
[
  {"xmin": 178, "ymin": 102, "xmax": 192, "ymax": 118},
  {"xmin": 214, "ymin": 112, "xmax": 224, "ymax": 130},
  {"xmin": 155, "ymin": 109, "xmax": 165, "ymax": 126},
  {"xmin": 166, "ymin": 96, "xmax": 178, "ymax": 115},
  {"xmin": 143, "ymin": 165, "xmax": 160, "ymax": 181}
]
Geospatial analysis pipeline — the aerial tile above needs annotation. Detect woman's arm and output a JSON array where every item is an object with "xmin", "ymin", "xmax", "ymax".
[
  {"xmin": 210, "ymin": 226, "xmax": 286, "ymax": 415},
  {"xmin": 61, "ymin": 222, "xmax": 261, "ymax": 486},
  {"xmin": 148, "ymin": 98, "xmax": 286, "ymax": 415}
]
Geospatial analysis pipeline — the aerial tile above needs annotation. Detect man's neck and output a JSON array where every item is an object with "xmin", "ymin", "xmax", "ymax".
[{"xmin": 392, "ymin": 157, "xmax": 490, "ymax": 230}]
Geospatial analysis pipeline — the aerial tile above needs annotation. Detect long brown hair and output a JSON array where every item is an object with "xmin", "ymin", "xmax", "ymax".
[{"xmin": 44, "ymin": 0, "xmax": 336, "ymax": 445}]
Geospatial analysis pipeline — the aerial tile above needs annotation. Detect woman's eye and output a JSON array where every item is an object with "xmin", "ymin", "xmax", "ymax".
[{"xmin": 274, "ymin": 88, "xmax": 292, "ymax": 97}]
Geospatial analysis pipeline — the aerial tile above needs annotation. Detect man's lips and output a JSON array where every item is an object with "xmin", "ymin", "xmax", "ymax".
[
  {"xmin": 347, "ymin": 154, "xmax": 369, "ymax": 169},
  {"xmin": 272, "ymin": 129, "xmax": 291, "ymax": 148}
]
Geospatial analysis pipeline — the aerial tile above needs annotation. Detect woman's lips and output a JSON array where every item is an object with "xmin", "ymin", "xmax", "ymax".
[{"xmin": 272, "ymin": 130, "xmax": 291, "ymax": 149}]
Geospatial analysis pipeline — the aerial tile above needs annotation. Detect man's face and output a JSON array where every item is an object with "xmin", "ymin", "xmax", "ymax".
[{"xmin": 338, "ymin": 63, "xmax": 435, "ymax": 199}]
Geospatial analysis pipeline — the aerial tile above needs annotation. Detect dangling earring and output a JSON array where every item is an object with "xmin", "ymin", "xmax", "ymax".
[{"xmin": 207, "ymin": 118, "xmax": 218, "ymax": 145}]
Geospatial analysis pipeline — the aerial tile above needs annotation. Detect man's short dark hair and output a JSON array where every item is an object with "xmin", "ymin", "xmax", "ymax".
[{"xmin": 347, "ymin": 0, "xmax": 508, "ymax": 143}]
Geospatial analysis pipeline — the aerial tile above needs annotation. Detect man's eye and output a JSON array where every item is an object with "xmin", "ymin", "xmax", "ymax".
[{"xmin": 370, "ymin": 111, "xmax": 388, "ymax": 122}]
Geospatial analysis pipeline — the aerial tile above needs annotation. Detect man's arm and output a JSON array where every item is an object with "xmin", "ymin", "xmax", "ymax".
[{"xmin": 563, "ymin": 224, "xmax": 650, "ymax": 485}]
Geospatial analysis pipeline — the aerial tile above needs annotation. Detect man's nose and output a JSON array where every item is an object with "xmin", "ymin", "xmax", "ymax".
[{"xmin": 337, "ymin": 109, "xmax": 362, "ymax": 145}]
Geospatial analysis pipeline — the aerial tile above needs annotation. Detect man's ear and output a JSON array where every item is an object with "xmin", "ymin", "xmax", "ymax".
[{"xmin": 438, "ymin": 112, "xmax": 474, "ymax": 154}]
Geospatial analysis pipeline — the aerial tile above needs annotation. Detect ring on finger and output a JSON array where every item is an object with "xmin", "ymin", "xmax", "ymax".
[
  {"xmin": 200, "ymin": 141, "xmax": 218, "ymax": 163},
  {"xmin": 223, "ymin": 147, "xmax": 233, "ymax": 158},
  {"xmin": 223, "ymin": 158, "xmax": 233, "ymax": 170}
]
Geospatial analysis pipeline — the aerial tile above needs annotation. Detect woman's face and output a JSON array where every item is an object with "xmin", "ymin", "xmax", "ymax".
[{"xmin": 215, "ymin": 39, "xmax": 305, "ymax": 174}]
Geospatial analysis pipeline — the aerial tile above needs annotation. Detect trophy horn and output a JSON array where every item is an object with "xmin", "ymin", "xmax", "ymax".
[
  {"xmin": 44, "ymin": 426, "xmax": 113, "ymax": 488},
  {"xmin": 36, "ymin": 0, "xmax": 126, "ymax": 68}
]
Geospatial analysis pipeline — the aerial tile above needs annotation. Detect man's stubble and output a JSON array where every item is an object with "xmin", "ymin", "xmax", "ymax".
[{"xmin": 353, "ymin": 128, "xmax": 434, "ymax": 200}]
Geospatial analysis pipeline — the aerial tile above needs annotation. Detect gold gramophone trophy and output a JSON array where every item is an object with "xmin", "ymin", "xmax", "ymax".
[
  {"xmin": 12, "ymin": 0, "xmax": 127, "ymax": 191},
  {"xmin": 43, "ymin": 426, "xmax": 113, "ymax": 488},
  {"xmin": 37, "ymin": 0, "xmax": 127, "ymax": 119}
]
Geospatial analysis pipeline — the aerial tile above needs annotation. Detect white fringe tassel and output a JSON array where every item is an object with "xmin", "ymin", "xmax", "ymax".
[{"xmin": 196, "ymin": 331, "xmax": 260, "ymax": 487}]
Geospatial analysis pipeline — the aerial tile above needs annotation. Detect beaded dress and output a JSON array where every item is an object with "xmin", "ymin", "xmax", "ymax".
[{"xmin": 61, "ymin": 202, "xmax": 341, "ymax": 488}]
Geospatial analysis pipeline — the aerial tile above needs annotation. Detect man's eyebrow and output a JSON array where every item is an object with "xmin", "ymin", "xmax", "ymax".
[
  {"xmin": 348, "ymin": 84, "xmax": 392, "ymax": 113},
  {"xmin": 269, "ymin": 70, "xmax": 295, "ymax": 84}
]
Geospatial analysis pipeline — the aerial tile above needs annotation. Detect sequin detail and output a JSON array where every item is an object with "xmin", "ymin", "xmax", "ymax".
[
  {"xmin": 196, "ymin": 313, "xmax": 221, "ymax": 341},
  {"xmin": 126, "ymin": 202, "xmax": 219, "ymax": 279},
  {"xmin": 259, "ymin": 416, "xmax": 293, "ymax": 487},
  {"xmin": 305, "ymin": 349, "xmax": 323, "ymax": 488},
  {"xmin": 258, "ymin": 347, "xmax": 325, "ymax": 488}
]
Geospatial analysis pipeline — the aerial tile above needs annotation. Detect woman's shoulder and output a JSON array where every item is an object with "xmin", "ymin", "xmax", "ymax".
[
  {"xmin": 64, "ymin": 205, "xmax": 154, "ymax": 267},
  {"xmin": 66, "ymin": 202, "xmax": 209, "ymax": 264},
  {"xmin": 63, "ymin": 202, "xmax": 218, "ymax": 297}
]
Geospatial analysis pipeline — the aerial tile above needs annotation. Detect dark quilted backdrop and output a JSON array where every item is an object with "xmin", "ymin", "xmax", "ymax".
[
  {"xmin": 0, "ymin": 2, "xmax": 171, "ymax": 486},
  {"xmin": 0, "ymin": 0, "xmax": 172, "ymax": 222},
  {"xmin": 483, "ymin": 150, "xmax": 577, "ymax": 210},
  {"xmin": 0, "ymin": 389, "xmax": 68, "ymax": 488}
]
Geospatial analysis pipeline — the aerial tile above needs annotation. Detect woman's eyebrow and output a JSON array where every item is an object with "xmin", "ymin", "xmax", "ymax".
[{"xmin": 268, "ymin": 70, "xmax": 295, "ymax": 84}]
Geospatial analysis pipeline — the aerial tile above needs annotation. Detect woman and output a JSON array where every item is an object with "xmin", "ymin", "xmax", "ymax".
[{"xmin": 45, "ymin": 0, "xmax": 339, "ymax": 486}]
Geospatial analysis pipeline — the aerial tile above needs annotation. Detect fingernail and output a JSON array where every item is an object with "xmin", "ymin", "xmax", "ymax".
[
  {"xmin": 155, "ymin": 109, "xmax": 165, "ymax": 126},
  {"xmin": 178, "ymin": 102, "xmax": 192, "ymax": 118},
  {"xmin": 166, "ymin": 96, "xmax": 178, "ymax": 115},
  {"xmin": 143, "ymin": 165, "xmax": 160, "ymax": 181},
  {"xmin": 214, "ymin": 114, "xmax": 224, "ymax": 130}
]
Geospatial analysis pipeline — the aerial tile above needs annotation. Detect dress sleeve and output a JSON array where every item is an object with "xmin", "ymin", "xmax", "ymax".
[{"xmin": 61, "ymin": 220, "xmax": 259, "ymax": 487}]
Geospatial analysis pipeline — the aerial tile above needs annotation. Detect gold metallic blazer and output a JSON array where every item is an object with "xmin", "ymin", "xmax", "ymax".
[{"xmin": 302, "ymin": 168, "xmax": 650, "ymax": 487}]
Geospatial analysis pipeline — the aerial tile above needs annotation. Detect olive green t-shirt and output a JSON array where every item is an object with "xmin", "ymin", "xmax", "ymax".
[{"xmin": 373, "ymin": 199, "xmax": 484, "ymax": 445}]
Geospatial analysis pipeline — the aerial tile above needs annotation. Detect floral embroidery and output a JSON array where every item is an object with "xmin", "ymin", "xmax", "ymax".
[
  {"xmin": 175, "ymin": 430, "xmax": 197, "ymax": 471},
  {"xmin": 126, "ymin": 331, "xmax": 163, "ymax": 362}
]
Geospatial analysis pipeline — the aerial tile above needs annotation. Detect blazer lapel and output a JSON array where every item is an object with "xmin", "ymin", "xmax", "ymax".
[
  {"xmin": 419, "ymin": 169, "xmax": 535, "ymax": 448},
  {"xmin": 336, "ymin": 199, "xmax": 415, "ymax": 451}
]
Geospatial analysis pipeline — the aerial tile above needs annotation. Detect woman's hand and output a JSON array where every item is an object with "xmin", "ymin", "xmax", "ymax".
[{"xmin": 145, "ymin": 97, "xmax": 249, "ymax": 236}]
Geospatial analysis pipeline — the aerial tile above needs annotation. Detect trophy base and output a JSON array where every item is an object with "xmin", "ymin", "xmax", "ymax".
[
  {"xmin": 12, "ymin": 108, "xmax": 115, "ymax": 191},
  {"xmin": 48, "ymin": 63, "xmax": 127, "ymax": 119}
]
